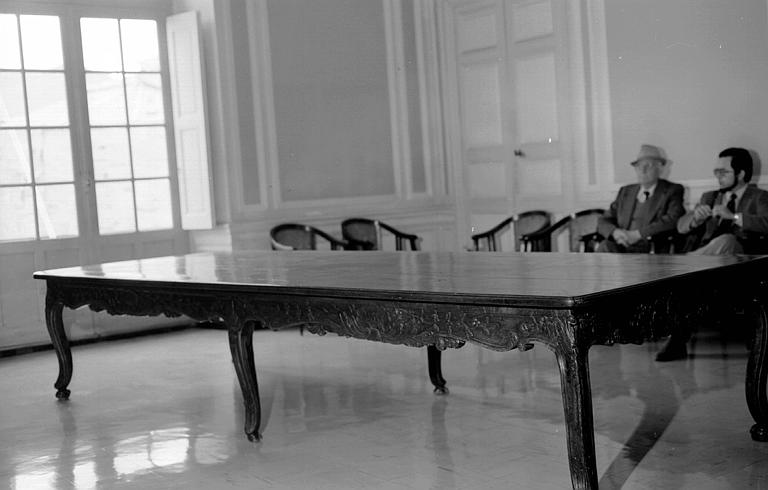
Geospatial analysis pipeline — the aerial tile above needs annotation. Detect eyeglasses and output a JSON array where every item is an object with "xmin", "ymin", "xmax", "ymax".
[
  {"xmin": 632, "ymin": 160, "xmax": 659, "ymax": 170},
  {"xmin": 713, "ymin": 169, "xmax": 734, "ymax": 177}
]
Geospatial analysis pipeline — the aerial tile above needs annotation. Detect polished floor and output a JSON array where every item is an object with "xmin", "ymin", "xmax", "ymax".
[{"xmin": 1, "ymin": 325, "xmax": 767, "ymax": 489}]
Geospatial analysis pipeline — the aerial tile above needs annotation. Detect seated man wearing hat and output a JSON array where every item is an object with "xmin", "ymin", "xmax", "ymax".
[{"xmin": 596, "ymin": 144, "xmax": 685, "ymax": 253}]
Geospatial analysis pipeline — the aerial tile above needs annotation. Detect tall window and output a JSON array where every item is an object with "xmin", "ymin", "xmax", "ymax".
[
  {"xmin": 0, "ymin": 12, "xmax": 178, "ymax": 244},
  {"xmin": 81, "ymin": 17, "xmax": 172, "ymax": 235},
  {"xmin": 0, "ymin": 14, "xmax": 77, "ymax": 241}
]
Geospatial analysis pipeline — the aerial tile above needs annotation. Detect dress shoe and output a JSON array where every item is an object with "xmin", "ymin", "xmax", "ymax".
[{"xmin": 655, "ymin": 340, "xmax": 688, "ymax": 362}]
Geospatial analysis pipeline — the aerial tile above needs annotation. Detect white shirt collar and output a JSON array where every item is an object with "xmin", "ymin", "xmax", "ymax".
[{"xmin": 637, "ymin": 183, "xmax": 657, "ymax": 202}]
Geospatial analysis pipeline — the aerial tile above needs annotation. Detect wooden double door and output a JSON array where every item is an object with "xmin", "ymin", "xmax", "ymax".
[{"xmin": 441, "ymin": 0, "xmax": 575, "ymax": 250}]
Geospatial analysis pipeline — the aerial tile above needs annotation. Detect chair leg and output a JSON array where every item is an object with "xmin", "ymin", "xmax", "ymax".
[{"xmin": 427, "ymin": 345, "xmax": 448, "ymax": 394}]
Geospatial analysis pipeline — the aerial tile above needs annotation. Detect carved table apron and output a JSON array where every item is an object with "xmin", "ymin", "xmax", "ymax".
[{"xmin": 33, "ymin": 251, "xmax": 768, "ymax": 490}]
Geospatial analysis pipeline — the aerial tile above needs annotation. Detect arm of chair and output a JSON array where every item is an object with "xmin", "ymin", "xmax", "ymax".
[
  {"xmin": 578, "ymin": 232, "xmax": 605, "ymax": 253},
  {"xmin": 520, "ymin": 215, "xmax": 570, "ymax": 252},
  {"xmin": 646, "ymin": 230, "xmax": 682, "ymax": 254},
  {"xmin": 378, "ymin": 222, "xmax": 421, "ymax": 251},
  {"xmin": 471, "ymin": 218, "xmax": 514, "ymax": 251},
  {"xmin": 314, "ymin": 229, "xmax": 348, "ymax": 250}
]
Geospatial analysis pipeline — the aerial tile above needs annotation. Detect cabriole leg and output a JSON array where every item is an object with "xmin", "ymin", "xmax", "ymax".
[
  {"xmin": 228, "ymin": 320, "xmax": 262, "ymax": 441},
  {"xmin": 45, "ymin": 291, "xmax": 71, "ymax": 400},
  {"xmin": 554, "ymin": 344, "xmax": 598, "ymax": 490},
  {"xmin": 747, "ymin": 295, "xmax": 768, "ymax": 441}
]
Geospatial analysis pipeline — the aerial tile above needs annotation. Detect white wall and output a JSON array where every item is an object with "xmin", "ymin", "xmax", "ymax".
[
  {"xmin": 268, "ymin": 0, "xmax": 396, "ymax": 201},
  {"xmin": 605, "ymin": 0, "xmax": 768, "ymax": 203}
]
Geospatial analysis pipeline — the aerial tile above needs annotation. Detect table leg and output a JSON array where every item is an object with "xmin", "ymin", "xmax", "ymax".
[
  {"xmin": 747, "ymin": 297, "xmax": 768, "ymax": 442},
  {"xmin": 227, "ymin": 320, "xmax": 262, "ymax": 442},
  {"xmin": 554, "ymin": 344, "xmax": 598, "ymax": 490},
  {"xmin": 45, "ymin": 292, "xmax": 72, "ymax": 400},
  {"xmin": 427, "ymin": 345, "xmax": 448, "ymax": 394}
]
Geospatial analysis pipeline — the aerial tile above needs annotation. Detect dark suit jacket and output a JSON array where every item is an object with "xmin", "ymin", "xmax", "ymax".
[
  {"xmin": 677, "ymin": 184, "xmax": 768, "ymax": 245},
  {"xmin": 597, "ymin": 179, "xmax": 685, "ymax": 241}
]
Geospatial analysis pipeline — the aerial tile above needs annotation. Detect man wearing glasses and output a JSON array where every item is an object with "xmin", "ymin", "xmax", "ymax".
[
  {"xmin": 657, "ymin": 147, "xmax": 768, "ymax": 361},
  {"xmin": 677, "ymin": 147, "xmax": 768, "ymax": 255}
]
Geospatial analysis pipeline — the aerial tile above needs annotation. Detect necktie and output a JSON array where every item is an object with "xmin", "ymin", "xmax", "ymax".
[
  {"xmin": 715, "ymin": 193, "xmax": 738, "ymax": 236},
  {"xmin": 643, "ymin": 191, "xmax": 650, "ymax": 202}
]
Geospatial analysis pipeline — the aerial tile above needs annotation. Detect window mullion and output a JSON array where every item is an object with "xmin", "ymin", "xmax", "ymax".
[
  {"xmin": 116, "ymin": 21, "xmax": 139, "ymax": 233},
  {"xmin": 61, "ymin": 11, "xmax": 96, "ymax": 250},
  {"xmin": 15, "ymin": 14, "xmax": 41, "ymax": 241}
]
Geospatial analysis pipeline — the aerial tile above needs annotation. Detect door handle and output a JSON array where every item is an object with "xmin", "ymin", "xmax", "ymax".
[{"xmin": 514, "ymin": 149, "xmax": 525, "ymax": 157}]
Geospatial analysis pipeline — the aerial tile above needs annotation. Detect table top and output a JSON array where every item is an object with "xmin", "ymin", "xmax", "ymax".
[{"xmin": 33, "ymin": 251, "xmax": 765, "ymax": 308}]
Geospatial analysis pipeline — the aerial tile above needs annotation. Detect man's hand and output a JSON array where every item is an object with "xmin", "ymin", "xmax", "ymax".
[
  {"xmin": 712, "ymin": 203, "xmax": 735, "ymax": 221},
  {"xmin": 625, "ymin": 229, "xmax": 643, "ymax": 245},
  {"xmin": 612, "ymin": 228, "xmax": 630, "ymax": 246},
  {"xmin": 691, "ymin": 203, "xmax": 713, "ymax": 225}
]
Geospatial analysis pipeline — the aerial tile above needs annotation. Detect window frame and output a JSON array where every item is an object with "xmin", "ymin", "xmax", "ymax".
[{"xmin": 0, "ymin": 0, "xmax": 182, "ymax": 246}]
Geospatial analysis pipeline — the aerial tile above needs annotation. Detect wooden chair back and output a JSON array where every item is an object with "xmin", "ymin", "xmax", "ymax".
[
  {"xmin": 341, "ymin": 218, "xmax": 420, "ymax": 251},
  {"xmin": 270, "ymin": 223, "xmax": 346, "ymax": 250},
  {"xmin": 471, "ymin": 211, "xmax": 551, "ymax": 251}
]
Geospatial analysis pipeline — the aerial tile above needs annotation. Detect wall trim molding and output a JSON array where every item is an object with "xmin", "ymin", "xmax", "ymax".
[
  {"xmin": 241, "ymin": 0, "xmax": 279, "ymax": 213},
  {"xmin": 384, "ymin": 0, "xmax": 410, "ymax": 198},
  {"xmin": 580, "ymin": 0, "xmax": 614, "ymax": 197}
]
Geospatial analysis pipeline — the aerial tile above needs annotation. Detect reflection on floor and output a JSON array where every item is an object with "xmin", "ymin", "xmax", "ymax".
[{"xmin": 1, "ymin": 326, "xmax": 767, "ymax": 489}]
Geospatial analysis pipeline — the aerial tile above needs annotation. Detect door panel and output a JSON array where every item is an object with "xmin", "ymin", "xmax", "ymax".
[
  {"xmin": 457, "ymin": 9, "xmax": 498, "ymax": 51},
  {"xmin": 460, "ymin": 62, "xmax": 503, "ymax": 147},
  {"xmin": 510, "ymin": 0, "xmax": 552, "ymax": 41},
  {"xmin": 515, "ymin": 54, "xmax": 558, "ymax": 144},
  {"xmin": 469, "ymin": 162, "xmax": 506, "ymax": 198},
  {"xmin": 518, "ymin": 158, "xmax": 562, "ymax": 196}
]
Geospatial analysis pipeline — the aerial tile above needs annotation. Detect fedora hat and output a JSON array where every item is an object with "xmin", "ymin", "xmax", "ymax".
[{"xmin": 631, "ymin": 144, "xmax": 667, "ymax": 166}]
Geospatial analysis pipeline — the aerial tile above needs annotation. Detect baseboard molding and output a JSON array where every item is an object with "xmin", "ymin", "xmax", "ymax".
[{"xmin": 0, "ymin": 323, "xmax": 197, "ymax": 359}]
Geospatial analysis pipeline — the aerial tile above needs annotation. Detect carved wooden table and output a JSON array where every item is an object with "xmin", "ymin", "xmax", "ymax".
[{"xmin": 34, "ymin": 251, "xmax": 768, "ymax": 490}]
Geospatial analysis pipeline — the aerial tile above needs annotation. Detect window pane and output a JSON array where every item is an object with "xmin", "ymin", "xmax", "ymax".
[
  {"xmin": 31, "ymin": 129, "xmax": 73, "ymax": 183},
  {"xmin": 131, "ymin": 127, "xmax": 168, "ymax": 178},
  {"xmin": 91, "ymin": 127, "xmax": 131, "ymax": 180},
  {"xmin": 125, "ymin": 74, "xmax": 164, "ymax": 124},
  {"xmin": 20, "ymin": 15, "xmax": 63, "ymax": 70},
  {"xmin": 36, "ymin": 184, "xmax": 78, "ymax": 239},
  {"xmin": 0, "ymin": 186, "xmax": 36, "ymax": 241},
  {"xmin": 81, "ymin": 18, "xmax": 122, "ymax": 72},
  {"xmin": 135, "ymin": 179, "xmax": 172, "ymax": 231},
  {"xmin": 86, "ymin": 73, "xmax": 126, "ymax": 125},
  {"xmin": 0, "ymin": 15, "xmax": 21, "ymax": 69},
  {"xmin": 120, "ymin": 19, "xmax": 160, "ymax": 72},
  {"xmin": 96, "ymin": 181, "xmax": 135, "ymax": 234},
  {"xmin": 0, "ymin": 129, "xmax": 31, "ymax": 184},
  {"xmin": 0, "ymin": 72, "xmax": 27, "ymax": 126},
  {"xmin": 26, "ymin": 73, "xmax": 69, "ymax": 126}
]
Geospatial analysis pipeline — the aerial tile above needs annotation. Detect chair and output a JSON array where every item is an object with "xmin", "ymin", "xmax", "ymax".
[
  {"xmin": 521, "ymin": 208, "xmax": 605, "ymax": 252},
  {"xmin": 270, "ymin": 223, "xmax": 347, "ymax": 250},
  {"xmin": 339, "ymin": 217, "xmax": 443, "ymax": 390},
  {"xmin": 471, "ymin": 210, "xmax": 551, "ymax": 252},
  {"xmin": 341, "ymin": 218, "xmax": 420, "ymax": 251}
]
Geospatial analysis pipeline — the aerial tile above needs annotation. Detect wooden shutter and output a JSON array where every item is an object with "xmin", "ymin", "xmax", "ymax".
[{"xmin": 166, "ymin": 11, "xmax": 214, "ymax": 230}]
